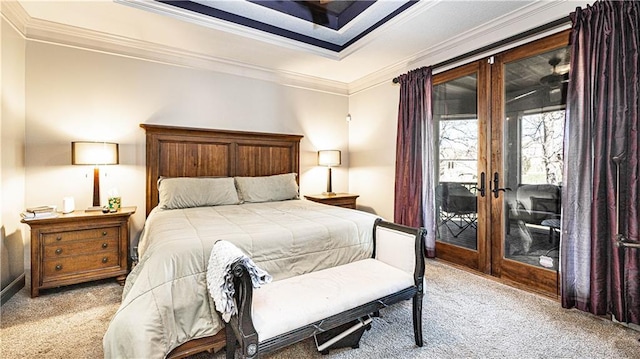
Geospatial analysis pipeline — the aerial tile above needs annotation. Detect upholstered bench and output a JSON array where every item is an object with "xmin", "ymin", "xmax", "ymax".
[{"xmin": 223, "ymin": 219, "xmax": 426, "ymax": 358}]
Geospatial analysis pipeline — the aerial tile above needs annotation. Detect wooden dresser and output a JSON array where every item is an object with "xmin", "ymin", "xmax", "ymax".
[
  {"xmin": 23, "ymin": 207, "xmax": 136, "ymax": 297},
  {"xmin": 304, "ymin": 193, "xmax": 359, "ymax": 209}
]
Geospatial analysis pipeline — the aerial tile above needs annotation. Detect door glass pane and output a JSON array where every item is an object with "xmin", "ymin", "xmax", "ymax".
[
  {"xmin": 503, "ymin": 47, "xmax": 568, "ymax": 270},
  {"xmin": 434, "ymin": 74, "xmax": 478, "ymax": 250}
]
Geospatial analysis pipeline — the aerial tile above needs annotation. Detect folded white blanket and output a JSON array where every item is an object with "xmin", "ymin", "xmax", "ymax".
[{"xmin": 206, "ymin": 240, "xmax": 272, "ymax": 322}]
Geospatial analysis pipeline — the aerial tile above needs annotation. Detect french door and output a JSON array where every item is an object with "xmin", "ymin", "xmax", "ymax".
[
  {"xmin": 433, "ymin": 61, "xmax": 490, "ymax": 273},
  {"xmin": 434, "ymin": 31, "xmax": 569, "ymax": 296}
]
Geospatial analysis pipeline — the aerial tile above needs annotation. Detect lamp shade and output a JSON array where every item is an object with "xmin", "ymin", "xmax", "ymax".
[
  {"xmin": 72, "ymin": 142, "xmax": 119, "ymax": 165},
  {"xmin": 318, "ymin": 150, "xmax": 341, "ymax": 167}
]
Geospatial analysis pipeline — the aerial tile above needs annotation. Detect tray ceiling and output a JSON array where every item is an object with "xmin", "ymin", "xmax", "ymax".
[{"xmin": 151, "ymin": 1, "xmax": 418, "ymax": 52}]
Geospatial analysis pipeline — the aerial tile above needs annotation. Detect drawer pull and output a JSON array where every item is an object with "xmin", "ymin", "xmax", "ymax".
[
  {"xmin": 56, "ymin": 236, "xmax": 62, "ymax": 241},
  {"xmin": 55, "ymin": 248, "xmax": 63, "ymax": 255},
  {"xmin": 55, "ymin": 264, "xmax": 63, "ymax": 271},
  {"xmin": 102, "ymin": 243, "xmax": 108, "ymax": 249},
  {"xmin": 102, "ymin": 257, "xmax": 109, "ymax": 263},
  {"xmin": 102, "ymin": 231, "xmax": 108, "ymax": 236}
]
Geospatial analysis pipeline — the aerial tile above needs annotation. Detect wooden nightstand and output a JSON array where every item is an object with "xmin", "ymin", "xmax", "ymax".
[
  {"xmin": 22, "ymin": 206, "xmax": 136, "ymax": 297},
  {"xmin": 304, "ymin": 193, "xmax": 359, "ymax": 209}
]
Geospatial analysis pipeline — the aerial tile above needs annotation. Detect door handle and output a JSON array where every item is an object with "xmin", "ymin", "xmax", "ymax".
[
  {"xmin": 492, "ymin": 172, "xmax": 511, "ymax": 198},
  {"xmin": 472, "ymin": 172, "xmax": 486, "ymax": 197}
]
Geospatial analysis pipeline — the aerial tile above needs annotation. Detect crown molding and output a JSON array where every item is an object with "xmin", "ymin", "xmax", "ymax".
[
  {"xmin": 348, "ymin": 0, "xmax": 573, "ymax": 95},
  {"xmin": 4, "ymin": 0, "xmax": 579, "ymax": 97},
  {"xmin": 5, "ymin": 1, "xmax": 349, "ymax": 96},
  {"xmin": 338, "ymin": 0, "xmax": 439, "ymax": 61},
  {"xmin": 1, "ymin": 1, "xmax": 29, "ymax": 37}
]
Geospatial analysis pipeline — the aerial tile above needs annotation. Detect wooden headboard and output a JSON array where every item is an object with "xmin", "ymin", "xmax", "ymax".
[{"xmin": 141, "ymin": 124, "xmax": 304, "ymax": 215}]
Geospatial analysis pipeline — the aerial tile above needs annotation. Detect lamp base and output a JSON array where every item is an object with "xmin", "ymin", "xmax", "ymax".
[
  {"xmin": 84, "ymin": 206, "xmax": 104, "ymax": 212},
  {"xmin": 324, "ymin": 167, "xmax": 335, "ymax": 197}
]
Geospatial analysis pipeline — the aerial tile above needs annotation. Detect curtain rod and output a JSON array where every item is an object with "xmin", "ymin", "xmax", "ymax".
[{"xmin": 392, "ymin": 16, "xmax": 571, "ymax": 84}]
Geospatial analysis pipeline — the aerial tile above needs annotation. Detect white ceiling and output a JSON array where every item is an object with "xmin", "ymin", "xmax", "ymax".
[{"xmin": 9, "ymin": 1, "xmax": 588, "ymax": 93}]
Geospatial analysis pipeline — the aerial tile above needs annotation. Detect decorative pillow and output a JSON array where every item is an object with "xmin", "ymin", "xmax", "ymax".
[
  {"xmin": 234, "ymin": 173, "xmax": 299, "ymax": 203},
  {"xmin": 157, "ymin": 177, "xmax": 240, "ymax": 209}
]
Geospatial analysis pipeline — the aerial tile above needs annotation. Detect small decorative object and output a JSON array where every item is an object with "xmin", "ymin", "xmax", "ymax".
[
  {"xmin": 317, "ymin": 150, "xmax": 341, "ymax": 196},
  {"xmin": 62, "ymin": 197, "xmax": 75, "ymax": 214},
  {"xmin": 107, "ymin": 189, "xmax": 121, "ymax": 213}
]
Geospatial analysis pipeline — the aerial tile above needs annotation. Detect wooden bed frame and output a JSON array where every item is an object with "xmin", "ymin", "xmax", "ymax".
[
  {"xmin": 141, "ymin": 124, "xmax": 303, "ymax": 216},
  {"xmin": 140, "ymin": 124, "xmax": 304, "ymax": 358}
]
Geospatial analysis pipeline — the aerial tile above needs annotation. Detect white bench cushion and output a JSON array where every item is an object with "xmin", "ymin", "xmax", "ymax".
[{"xmin": 251, "ymin": 258, "xmax": 414, "ymax": 341}]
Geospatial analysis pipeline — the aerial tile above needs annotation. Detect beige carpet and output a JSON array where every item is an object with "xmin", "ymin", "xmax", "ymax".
[{"xmin": 1, "ymin": 260, "xmax": 639, "ymax": 358}]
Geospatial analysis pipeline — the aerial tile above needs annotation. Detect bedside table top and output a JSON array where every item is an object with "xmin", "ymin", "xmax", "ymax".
[
  {"xmin": 304, "ymin": 193, "xmax": 359, "ymax": 200},
  {"xmin": 21, "ymin": 206, "xmax": 136, "ymax": 225}
]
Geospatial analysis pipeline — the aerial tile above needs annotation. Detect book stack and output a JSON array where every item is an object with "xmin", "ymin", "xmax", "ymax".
[{"xmin": 21, "ymin": 205, "xmax": 59, "ymax": 220}]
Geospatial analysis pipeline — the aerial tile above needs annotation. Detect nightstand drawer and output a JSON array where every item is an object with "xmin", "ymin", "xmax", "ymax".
[
  {"xmin": 43, "ymin": 251, "xmax": 120, "ymax": 278},
  {"xmin": 43, "ymin": 238, "xmax": 119, "ymax": 259},
  {"xmin": 43, "ymin": 227, "xmax": 118, "ymax": 245},
  {"xmin": 324, "ymin": 198, "xmax": 356, "ymax": 209},
  {"xmin": 304, "ymin": 193, "xmax": 359, "ymax": 209}
]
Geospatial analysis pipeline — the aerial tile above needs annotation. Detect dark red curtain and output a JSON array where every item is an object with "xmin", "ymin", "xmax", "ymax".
[
  {"xmin": 394, "ymin": 67, "xmax": 436, "ymax": 257},
  {"xmin": 562, "ymin": 0, "xmax": 639, "ymax": 325}
]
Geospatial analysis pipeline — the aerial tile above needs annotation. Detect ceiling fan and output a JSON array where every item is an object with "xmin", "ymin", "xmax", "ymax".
[
  {"xmin": 298, "ymin": 0, "xmax": 334, "ymax": 25},
  {"xmin": 539, "ymin": 57, "xmax": 569, "ymax": 88},
  {"xmin": 507, "ymin": 56, "xmax": 570, "ymax": 104}
]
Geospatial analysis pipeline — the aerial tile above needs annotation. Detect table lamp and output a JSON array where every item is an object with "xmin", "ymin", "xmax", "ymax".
[
  {"xmin": 318, "ymin": 150, "xmax": 341, "ymax": 196},
  {"xmin": 72, "ymin": 141, "xmax": 119, "ymax": 210}
]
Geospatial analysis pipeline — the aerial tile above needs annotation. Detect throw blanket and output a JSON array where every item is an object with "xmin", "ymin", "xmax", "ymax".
[{"xmin": 207, "ymin": 240, "xmax": 272, "ymax": 322}]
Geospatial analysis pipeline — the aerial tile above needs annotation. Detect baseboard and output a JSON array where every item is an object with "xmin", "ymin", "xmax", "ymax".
[
  {"xmin": 1, "ymin": 273, "xmax": 26, "ymax": 305},
  {"xmin": 612, "ymin": 315, "xmax": 640, "ymax": 332}
]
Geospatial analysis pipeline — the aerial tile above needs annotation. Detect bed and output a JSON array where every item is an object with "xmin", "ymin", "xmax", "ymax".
[{"xmin": 102, "ymin": 124, "xmax": 381, "ymax": 358}]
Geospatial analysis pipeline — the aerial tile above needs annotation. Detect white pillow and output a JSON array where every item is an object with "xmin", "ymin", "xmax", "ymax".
[
  {"xmin": 158, "ymin": 177, "xmax": 240, "ymax": 209},
  {"xmin": 234, "ymin": 173, "xmax": 299, "ymax": 203}
]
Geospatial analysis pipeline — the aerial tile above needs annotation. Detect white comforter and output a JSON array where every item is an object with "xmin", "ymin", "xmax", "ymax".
[{"xmin": 103, "ymin": 199, "xmax": 379, "ymax": 358}]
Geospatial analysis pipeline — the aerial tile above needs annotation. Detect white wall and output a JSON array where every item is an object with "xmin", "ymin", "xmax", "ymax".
[
  {"xmin": 24, "ymin": 41, "xmax": 349, "ymax": 263},
  {"xmin": 348, "ymin": 83, "xmax": 399, "ymax": 221},
  {"xmin": 1, "ymin": 14, "xmax": 26, "ymax": 288}
]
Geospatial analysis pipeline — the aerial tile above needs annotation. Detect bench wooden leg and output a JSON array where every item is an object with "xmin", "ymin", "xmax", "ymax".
[{"xmin": 412, "ymin": 292, "xmax": 424, "ymax": 347}]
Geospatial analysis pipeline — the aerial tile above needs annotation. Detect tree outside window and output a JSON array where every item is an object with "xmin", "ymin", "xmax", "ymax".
[
  {"xmin": 520, "ymin": 110, "xmax": 564, "ymax": 185},
  {"xmin": 439, "ymin": 118, "xmax": 478, "ymax": 183}
]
